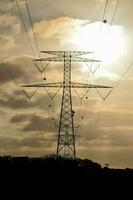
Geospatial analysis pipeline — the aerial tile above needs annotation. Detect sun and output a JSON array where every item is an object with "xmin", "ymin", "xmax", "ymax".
[{"xmin": 71, "ymin": 21, "xmax": 126, "ymax": 64}]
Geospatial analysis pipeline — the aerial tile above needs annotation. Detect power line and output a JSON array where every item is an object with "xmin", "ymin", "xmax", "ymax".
[
  {"xmin": 90, "ymin": 0, "xmax": 110, "ymax": 69},
  {"xmin": 0, "ymin": 59, "xmax": 38, "ymax": 100},
  {"xmin": 93, "ymin": 0, "xmax": 120, "ymax": 62},
  {"xmin": 16, "ymin": 0, "xmax": 46, "ymax": 75},
  {"xmin": 110, "ymin": 0, "xmax": 120, "ymax": 26},
  {"xmin": 15, "ymin": 0, "xmax": 36, "ymax": 58},
  {"xmin": 74, "ymin": 56, "xmax": 95, "ymax": 129},
  {"xmin": 96, "ymin": 60, "xmax": 133, "ymax": 101},
  {"xmin": 16, "ymin": 0, "xmax": 49, "ymax": 76},
  {"xmin": 0, "ymin": 59, "xmax": 20, "ymax": 87},
  {"xmin": 97, "ymin": 0, "xmax": 110, "ymax": 38},
  {"xmin": 16, "ymin": 0, "xmax": 53, "ymax": 132},
  {"xmin": 0, "ymin": 59, "xmax": 43, "ymax": 133},
  {"xmin": 88, "ymin": 100, "xmax": 104, "ymax": 141},
  {"xmin": 24, "ymin": 0, "xmax": 42, "ymax": 63},
  {"xmin": 98, "ymin": 0, "xmax": 109, "ymax": 34},
  {"xmin": 87, "ymin": 60, "xmax": 133, "ymax": 141},
  {"xmin": 44, "ymin": 88, "xmax": 60, "ymax": 131},
  {"xmin": 93, "ymin": 0, "xmax": 121, "ymax": 99},
  {"xmin": 100, "ymin": 0, "xmax": 121, "ymax": 43},
  {"xmin": 24, "ymin": 0, "xmax": 50, "ymax": 77},
  {"xmin": 103, "ymin": 0, "xmax": 109, "ymax": 21},
  {"xmin": 104, "ymin": 0, "xmax": 120, "ymax": 36},
  {"xmin": 110, "ymin": 61, "xmax": 133, "ymax": 94}
]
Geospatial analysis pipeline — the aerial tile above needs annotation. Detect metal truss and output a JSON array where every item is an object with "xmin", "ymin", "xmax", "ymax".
[{"xmin": 22, "ymin": 51, "xmax": 112, "ymax": 159}]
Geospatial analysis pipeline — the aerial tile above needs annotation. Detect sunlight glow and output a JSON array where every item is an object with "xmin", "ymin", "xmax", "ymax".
[{"xmin": 71, "ymin": 22, "xmax": 126, "ymax": 64}]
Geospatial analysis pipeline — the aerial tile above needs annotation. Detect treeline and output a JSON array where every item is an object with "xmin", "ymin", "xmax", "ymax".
[{"xmin": 0, "ymin": 155, "xmax": 133, "ymax": 179}]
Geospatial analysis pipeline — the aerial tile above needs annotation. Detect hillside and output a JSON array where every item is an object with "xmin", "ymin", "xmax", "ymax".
[{"xmin": 0, "ymin": 155, "xmax": 133, "ymax": 179}]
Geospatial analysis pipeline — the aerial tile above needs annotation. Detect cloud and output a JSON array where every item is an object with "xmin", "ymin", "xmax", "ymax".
[
  {"xmin": 0, "ymin": 35, "xmax": 16, "ymax": 51},
  {"xmin": 0, "ymin": 54, "xmax": 47, "ymax": 87},
  {"xmin": 98, "ymin": 111, "xmax": 133, "ymax": 128},
  {"xmin": 0, "ymin": 88, "xmax": 55, "ymax": 110},
  {"xmin": 0, "ymin": 57, "xmax": 28, "ymax": 84},
  {"xmin": 31, "ymin": 16, "xmax": 90, "ymax": 42},
  {"xmin": 76, "ymin": 125, "xmax": 133, "ymax": 168},
  {"xmin": 0, "ymin": 89, "xmax": 49, "ymax": 110},
  {"xmin": 0, "ymin": 93, "xmax": 32, "ymax": 109},
  {"xmin": 0, "ymin": 0, "xmax": 30, "ymax": 14},
  {"xmin": 23, "ymin": 115, "xmax": 56, "ymax": 133},
  {"xmin": 0, "ymin": 0, "xmax": 14, "ymax": 13},
  {"xmin": 0, "ymin": 134, "xmax": 54, "ymax": 152},
  {"xmin": 31, "ymin": 16, "xmax": 125, "ymax": 64},
  {"xmin": 10, "ymin": 114, "xmax": 30, "ymax": 123},
  {"xmin": 0, "ymin": 13, "xmax": 20, "ymax": 34}
]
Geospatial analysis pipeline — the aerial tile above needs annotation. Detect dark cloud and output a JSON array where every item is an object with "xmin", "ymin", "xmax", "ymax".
[
  {"xmin": 0, "ymin": 137, "xmax": 19, "ymax": 149},
  {"xmin": 10, "ymin": 113, "xmax": 30, "ymax": 123},
  {"xmin": 20, "ymin": 135, "xmax": 54, "ymax": 148},
  {"xmin": 0, "ymin": 89, "xmax": 59, "ymax": 110},
  {"xmin": 0, "ymin": 54, "xmax": 44, "ymax": 87},
  {"xmin": 0, "ymin": 134, "xmax": 54, "ymax": 150},
  {"xmin": 0, "ymin": 0, "xmax": 14, "ymax": 13},
  {"xmin": 0, "ymin": 61, "xmax": 27, "ymax": 84},
  {"xmin": 0, "ymin": 92, "xmax": 33, "ymax": 109},
  {"xmin": 23, "ymin": 115, "xmax": 57, "ymax": 133}
]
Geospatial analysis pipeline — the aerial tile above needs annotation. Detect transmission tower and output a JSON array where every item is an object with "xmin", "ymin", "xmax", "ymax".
[{"xmin": 22, "ymin": 51, "xmax": 112, "ymax": 159}]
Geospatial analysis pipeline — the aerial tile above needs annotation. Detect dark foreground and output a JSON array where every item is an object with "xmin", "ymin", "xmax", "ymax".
[
  {"xmin": 1, "ymin": 155, "xmax": 133, "ymax": 196},
  {"xmin": 0, "ymin": 155, "xmax": 133, "ymax": 179}
]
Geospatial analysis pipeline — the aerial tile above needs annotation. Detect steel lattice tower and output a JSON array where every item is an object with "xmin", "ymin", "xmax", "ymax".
[{"xmin": 23, "ymin": 51, "xmax": 112, "ymax": 159}]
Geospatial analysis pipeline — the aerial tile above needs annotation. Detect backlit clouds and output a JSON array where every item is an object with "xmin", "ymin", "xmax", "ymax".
[
  {"xmin": 32, "ymin": 17, "xmax": 89, "ymax": 41},
  {"xmin": 0, "ymin": 35, "xmax": 16, "ymax": 51},
  {"xmin": 32, "ymin": 16, "xmax": 126, "ymax": 64},
  {"xmin": 0, "ymin": 13, "xmax": 20, "ymax": 34}
]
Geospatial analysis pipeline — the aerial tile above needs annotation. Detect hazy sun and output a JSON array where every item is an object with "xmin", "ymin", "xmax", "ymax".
[{"xmin": 71, "ymin": 21, "xmax": 126, "ymax": 64}]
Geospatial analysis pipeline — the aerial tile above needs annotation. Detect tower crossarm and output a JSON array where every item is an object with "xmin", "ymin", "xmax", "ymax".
[
  {"xmin": 22, "ymin": 82, "xmax": 113, "ymax": 89},
  {"xmin": 33, "ymin": 50, "xmax": 101, "ymax": 63},
  {"xmin": 34, "ymin": 57, "xmax": 101, "ymax": 63},
  {"xmin": 70, "ymin": 82, "xmax": 113, "ymax": 88},
  {"xmin": 41, "ymin": 51, "xmax": 94, "ymax": 56},
  {"xmin": 22, "ymin": 82, "xmax": 63, "ymax": 88}
]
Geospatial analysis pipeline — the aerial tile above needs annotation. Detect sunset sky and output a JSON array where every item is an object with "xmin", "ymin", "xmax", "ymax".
[{"xmin": 0, "ymin": 0, "xmax": 133, "ymax": 168}]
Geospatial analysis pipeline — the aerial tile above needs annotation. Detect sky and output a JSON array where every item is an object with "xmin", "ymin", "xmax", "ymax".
[{"xmin": 0, "ymin": 0, "xmax": 133, "ymax": 168}]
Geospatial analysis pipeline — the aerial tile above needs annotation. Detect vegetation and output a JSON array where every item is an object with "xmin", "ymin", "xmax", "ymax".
[{"xmin": 0, "ymin": 154, "xmax": 133, "ymax": 180}]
